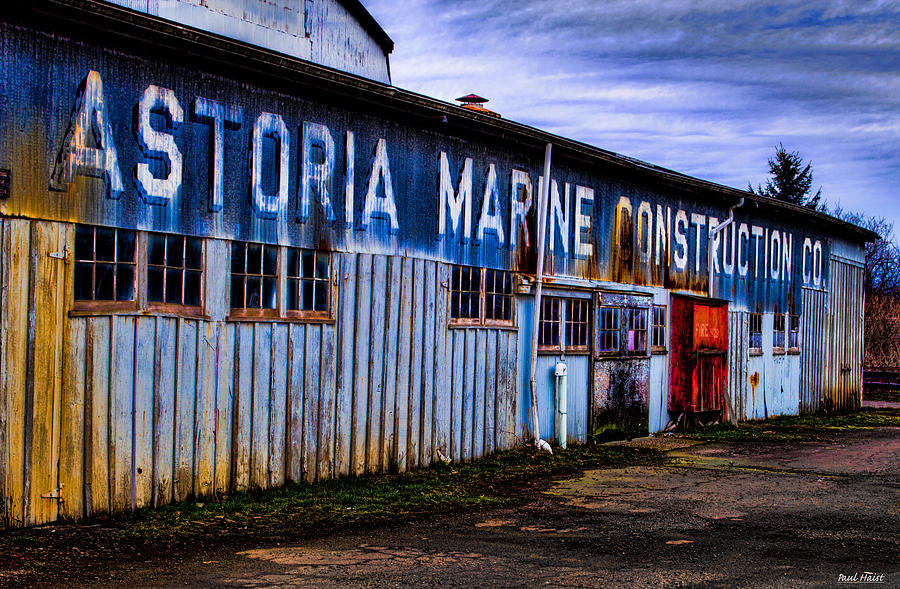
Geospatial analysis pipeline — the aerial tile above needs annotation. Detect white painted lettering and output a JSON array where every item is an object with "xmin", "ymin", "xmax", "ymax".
[
  {"xmin": 135, "ymin": 85, "xmax": 184, "ymax": 205},
  {"xmin": 691, "ymin": 212, "xmax": 706, "ymax": 274},
  {"xmin": 361, "ymin": 138, "xmax": 399, "ymax": 233},
  {"xmin": 574, "ymin": 185, "xmax": 594, "ymax": 259},
  {"xmin": 299, "ymin": 121, "xmax": 336, "ymax": 224},
  {"xmin": 251, "ymin": 112, "xmax": 289, "ymax": 219},
  {"xmin": 637, "ymin": 201, "xmax": 652, "ymax": 264},
  {"xmin": 193, "ymin": 97, "xmax": 241, "ymax": 212},
  {"xmin": 751, "ymin": 225, "xmax": 764, "ymax": 278},
  {"xmin": 738, "ymin": 223, "xmax": 750, "ymax": 277},
  {"xmin": 50, "ymin": 70, "xmax": 124, "ymax": 199},
  {"xmin": 509, "ymin": 169, "xmax": 533, "ymax": 249},
  {"xmin": 674, "ymin": 209, "xmax": 688, "ymax": 271},
  {"xmin": 476, "ymin": 163, "xmax": 504, "ymax": 244},
  {"xmin": 547, "ymin": 179, "xmax": 569, "ymax": 255},
  {"xmin": 437, "ymin": 152, "xmax": 472, "ymax": 242}
]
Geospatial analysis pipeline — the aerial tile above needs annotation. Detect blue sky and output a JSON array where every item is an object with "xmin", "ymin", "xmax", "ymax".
[{"xmin": 365, "ymin": 0, "xmax": 899, "ymax": 239}]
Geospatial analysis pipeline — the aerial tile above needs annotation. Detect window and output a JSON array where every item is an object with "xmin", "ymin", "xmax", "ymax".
[
  {"xmin": 651, "ymin": 305, "xmax": 667, "ymax": 352},
  {"xmin": 749, "ymin": 312, "xmax": 762, "ymax": 355},
  {"xmin": 626, "ymin": 307, "xmax": 648, "ymax": 355},
  {"xmin": 148, "ymin": 233, "xmax": 202, "ymax": 308},
  {"xmin": 484, "ymin": 269, "xmax": 514, "ymax": 323},
  {"xmin": 230, "ymin": 242, "xmax": 277, "ymax": 312},
  {"xmin": 773, "ymin": 312, "xmax": 786, "ymax": 353},
  {"xmin": 788, "ymin": 314, "xmax": 800, "ymax": 352},
  {"xmin": 449, "ymin": 265, "xmax": 515, "ymax": 326},
  {"xmin": 74, "ymin": 225, "xmax": 136, "ymax": 305},
  {"xmin": 538, "ymin": 296, "xmax": 589, "ymax": 353},
  {"xmin": 598, "ymin": 306, "xmax": 620, "ymax": 353},
  {"xmin": 538, "ymin": 297, "xmax": 561, "ymax": 349},
  {"xmin": 230, "ymin": 240, "xmax": 333, "ymax": 321},
  {"xmin": 287, "ymin": 248, "xmax": 330, "ymax": 314},
  {"xmin": 565, "ymin": 298, "xmax": 590, "ymax": 352}
]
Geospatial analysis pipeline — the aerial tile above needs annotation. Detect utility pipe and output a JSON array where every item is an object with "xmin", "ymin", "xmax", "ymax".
[
  {"xmin": 529, "ymin": 143, "xmax": 553, "ymax": 449},
  {"xmin": 707, "ymin": 196, "xmax": 744, "ymax": 425}
]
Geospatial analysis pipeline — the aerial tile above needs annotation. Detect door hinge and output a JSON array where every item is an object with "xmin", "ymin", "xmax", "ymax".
[{"xmin": 41, "ymin": 487, "xmax": 62, "ymax": 499}]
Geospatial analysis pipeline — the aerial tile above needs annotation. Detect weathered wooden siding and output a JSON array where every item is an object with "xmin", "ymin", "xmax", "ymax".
[{"xmin": 0, "ymin": 229, "xmax": 520, "ymax": 526}]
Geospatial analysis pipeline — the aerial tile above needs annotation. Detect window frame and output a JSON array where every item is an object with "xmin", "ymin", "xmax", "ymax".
[
  {"xmin": 773, "ymin": 312, "xmax": 786, "ymax": 354},
  {"xmin": 448, "ymin": 265, "xmax": 516, "ymax": 328},
  {"xmin": 749, "ymin": 312, "xmax": 763, "ymax": 356},
  {"xmin": 625, "ymin": 306, "xmax": 649, "ymax": 356},
  {"xmin": 284, "ymin": 247, "xmax": 333, "ymax": 322},
  {"xmin": 597, "ymin": 305, "xmax": 622, "ymax": 356},
  {"xmin": 72, "ymin": 225, "xmax": 207, "ymax": 318},
  {"xmin": 650, "ymin": 304, "xmax": 667, "ymax": 354},
  {"xmin": 788, "ymin": 313, "xmax": 801, "ymax": 354},
  {"xmin": 145, "ymin": 231, "xmax": 205, "ymax": 316},
  {"xmin": 537, "ymin": 296, "xmax": 590, "ymax": 355},
  {"xmin": 228, "ymin": 240, "xmax": 336, "ymax": 324},
  {"xmin": 72, "ymin": 224, "xmax": 141, "ymax": 314}
]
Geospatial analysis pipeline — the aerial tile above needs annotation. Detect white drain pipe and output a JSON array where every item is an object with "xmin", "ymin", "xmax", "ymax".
[
  {"xmin": 529, "ymin": 143, "xmax": 553, "ymax": 450},
  {"xmin": 555, "ymin": 359, "xmax": 568, "ymax": 449}
]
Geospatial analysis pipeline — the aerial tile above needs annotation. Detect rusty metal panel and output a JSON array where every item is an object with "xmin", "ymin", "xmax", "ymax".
[
  {"xmin": 727, "ymin": 311, "xmax": 749, "ymax": 422},
  {"xmin": 800, "ymin": 287, "xmax": 827, "ymax": 412},
  {"xmin": 824, "ymin": 260, "xmax": 864, "ymax": 411}
]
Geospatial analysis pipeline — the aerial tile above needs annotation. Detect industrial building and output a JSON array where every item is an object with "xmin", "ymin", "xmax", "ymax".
[{"xmin": 0, "ymin": 0, "xmax": 873, "ymax": 527}]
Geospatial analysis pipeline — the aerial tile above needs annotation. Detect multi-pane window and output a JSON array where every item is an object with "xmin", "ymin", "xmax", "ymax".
[
  {"xmin": 229, "ymin": 241, "xmax": 333, "ymax": 321},
  {"xmin": 74, "ymin": 225, "xmax": 136, "ymax": 303},
  {"xmin": 626, "ymin": 307, "xmax": 648, "ymax": 354},
  {"xmin": 449, "ymin": 265, "xmax": 481, "ymax": 322},
  {"xmin": 749, "ymin": 312, "xmax": 763, "ymax": 354},
  {"xmin": 286, "ymin": 248, "xmax": 330, "ymax": 314},
  {"xmin": 148, "ymin": 233, "xmax": 202, "ymax": 307},
  {"xmin": 651, "ymin": 305, "xmax": 667, "ymax": 352},
  {"xmin": 539, "ymin": 297, "xmax": 589, "ymax": 353},
  {"xmin": 598, "ymin": 306, "xmax": 620, "ymax": 353},
  {"xmin": 773, "ymin": 312, "xmax": 786, "ymax": 352},
  {"xmin": 230, "ymin": 241, "xmax": 278, "ymax": 311},
  {"xmin": 565, "ymin": 298, "xmax": 590, "ymax": 351},
  {"xmin": 538, "ymin": 297, "xmax": 561, "ymax": 349},
  {"xmin": 484, "ymin": 269, "xmax": 514, "ymax": 323},
  {"xmin": 449, "ymin": 266, "xmax": 514, "ymax": 326},
  {"xmin": 788, "ymin": 314, "xmax": 800, "ymax": 351}
]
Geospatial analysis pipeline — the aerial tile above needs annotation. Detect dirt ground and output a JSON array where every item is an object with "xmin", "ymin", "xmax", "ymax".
[{"xmin": 50, "ymin": 427, "xmax": 898, "ymax": 589}]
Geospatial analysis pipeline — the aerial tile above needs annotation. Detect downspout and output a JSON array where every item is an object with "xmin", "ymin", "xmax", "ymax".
[
  {"xmin": 708, "ymin": 196, "xmax": 744, "ymax": 425},
  {"xmin": 529, "ymin": 143, "xmax": 553, "ymax": 451}
]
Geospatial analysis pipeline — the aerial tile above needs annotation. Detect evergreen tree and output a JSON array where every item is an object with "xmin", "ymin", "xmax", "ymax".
[{"xmin": 749, "ymin": 143, "xmax": 822, "ymax": 210}]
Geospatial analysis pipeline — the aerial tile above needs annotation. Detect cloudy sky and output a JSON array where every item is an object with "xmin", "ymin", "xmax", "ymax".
[{"xmin": 365, "ymin": 0, "xmax": 899, "ymax": 238}]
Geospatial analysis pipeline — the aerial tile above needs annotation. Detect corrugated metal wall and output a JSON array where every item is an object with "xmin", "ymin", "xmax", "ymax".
[
  {"xmin": 727, "ymin": 310, "xmax": 749, "ymax": 422},
  {"xmin": 0, "ymin": 219, "xmax": 519, "ymax": 527},
  {"xmin": 824, "ymin": 259, "xmax": 865, "ymax": 411},
  {"xmin": 800, "ymin": 287, "xmax": 827, "ymax": 412}
]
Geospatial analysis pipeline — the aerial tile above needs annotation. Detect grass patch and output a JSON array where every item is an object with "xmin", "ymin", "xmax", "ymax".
[
  {"xmin": 677, "ymin": 407, "xmax": 900, "ymax": 443},
  {"xmin": 0, "ymin": 443, "xmax": 660, "ymax": 581}
]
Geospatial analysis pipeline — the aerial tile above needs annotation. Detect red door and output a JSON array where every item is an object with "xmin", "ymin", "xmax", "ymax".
[{"xmin": 669, "ymin": 296, "xmax": 728, "ymax": 416}]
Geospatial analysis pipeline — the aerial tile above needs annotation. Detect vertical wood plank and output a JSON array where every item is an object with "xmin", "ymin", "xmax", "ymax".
[
  {"xmin": 508, "ymin": 329, "xmax": 518, "ymax": 445},
  {"xmin": 214, "ymin": 323, "xmax": 234, "ymax": 495},
  {"xmin": 473, "ymin": 329, "xmax": 487, "ymax": 459},
  {"xmin": 367, "ymin": 256, "xmax": 387, "ymax": 473},
  {"xmin": 109, "ymin": 315, "xmax": 135, "ymax": 513},
  {"xmin": 59, "ymin": 317, "xmax": 86, "ymax": 520},
  {"xmin": 318, "ymin": 323, "xmax": 336, "ymax": 480},
  {"xmin": 395, "ymin": 257, "xmax": 413, "ymax": 471},
  {"xmin": 496, "ymin": 331, "xmax": 510, "ymax": 449},
  {"xmin": 269, "ymin": 323, "xmax": 288, "ymax": 487},
  {"xmin": 174, "ymin": 319, "xmax": 197, "ymax": 502},
  {"xmin": 462, "ymin": 329, "xmax": 476, "ymax": 461},
  {"xmin": 153, "ymin": 317, "xmax": 176, "ymax": 506},
  {"xmin": 303, "ymin": 324, "xmax": 321, "ymax": 481},
  {"xmin": 433, "ymin": 263, "xmax": 450, "ymax": 459},
  {"xmin": 450, "ymin": 330, "xmax": 464, "ymax": 461},
  {"xmin": 251, "ymin": 323, "xmax": 272, "ymax": 489},
  {"xmin": 132, "ymin": 317, "xmax": 155, "ymax": 509},
  {"xmin": 334, "ymin": 254, "xmax": 356, "ymax": 476},
  {"xmin": 0, "ymin": 219, "xmax": 7, "ymax": 526},
  {"xmin": 232, "ymin": 323, "xmax": 254, "ymax": 492},
  {"xmin": 194, "ymin": 322, "xmax": 217, "ymax": 498},
  {"xmin": 25, "ymin": 222, "xmax": 67, "ymax": 524},
  {"xmin": 484, "ymin": 330, "xmax": 497, "ymax": 455},
  {"xmin": 408, "ymin": 259, "xmax": 425, "ymax": 468},
  {"xmin": 352, "ymin": 255, "xmax": 372, "ymax": 475},
  {"xmin": 87, "ymin": 317, "xmax": 110, "ymax": 518},
  {"xmin": 421, "ymin": 261, "xmax": 436, "ymax": 465},
  {"xmin": 381, "ymin": 257, "xmax": 401, "ymax": 472},
  {"xmin": 287, "ymin": 323, "xmax": 305, "ymax": 482}
]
